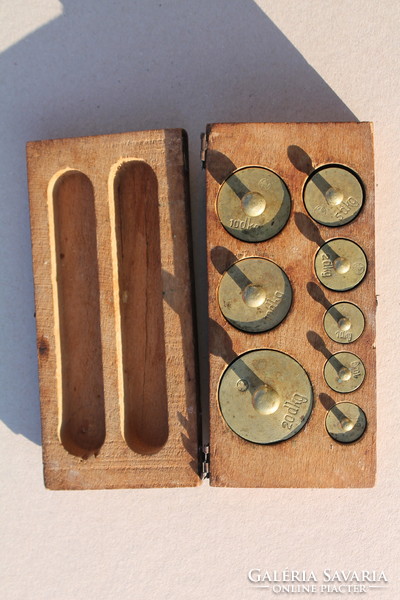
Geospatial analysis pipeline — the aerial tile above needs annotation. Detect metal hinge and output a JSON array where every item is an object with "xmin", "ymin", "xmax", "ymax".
[
  {"xmin": 200, "ymin": 133, "xmax": 207, "ymax": 168},
  {"xmin": 200, "ymin": 444, "xmax": 210, "ymax": 479}
]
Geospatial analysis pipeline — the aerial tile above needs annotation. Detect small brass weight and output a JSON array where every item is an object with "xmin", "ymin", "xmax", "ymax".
[
  {"xmin": 323, "ymin": 302, "xmax": 365, "ymax": 344},
  {"xmin": 324, "ymin": 351, "xmax": 366, "ymax": 393},
  {"xmin": 326, "ymin": 402, "xmax": 367, "ymax": 443},
  {"xmin": 315, "ymin": 238, "xmax": 367, "ymax": 291},
  {"xmin": 304, "ymin": 165, "xmax": 364, "ymax": 227}
]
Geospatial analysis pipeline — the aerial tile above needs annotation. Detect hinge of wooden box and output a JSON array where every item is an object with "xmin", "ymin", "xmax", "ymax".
[
  {"xmin": 205, "ymin": 122, "xmax": 376, "ymax": 488},
  {"xmin": 27, "ymin": 122, "xmax": 376, "ymax": 490},
  {"xmin": 27, "ymin": 129, "xmax": 201, "ymax": 489},
  {"xmin": 200, "ymin": 444, "xmax": 210, "ymax": 479},
  {"xmin": 200, "ymin": 133, "xmax": 208, "ymax": 169}
]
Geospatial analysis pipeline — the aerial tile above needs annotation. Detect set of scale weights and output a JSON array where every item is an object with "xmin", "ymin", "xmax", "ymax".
[{"xmin": 205, "ymin": 122, "xmax": 376, "ymax": 487}]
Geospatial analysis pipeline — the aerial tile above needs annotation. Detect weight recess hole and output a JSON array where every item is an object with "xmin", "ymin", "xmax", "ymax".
[
  {"xmin": 113, "ymin": 160, "xmax": 169, "ymax": 454},
  {"xmin": 52, "ymin": 170, "xmax": 105, "ymax": 458}
]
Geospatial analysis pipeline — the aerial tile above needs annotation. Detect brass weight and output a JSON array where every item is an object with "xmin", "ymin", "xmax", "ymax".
[
  {"xmin": 315, "ymin": 238, "xmax": 367, "ymax": 291},
  {"xmin": 323, "ymin": 302, "xmax": 365, "ymax": 344},
  {"xmin": 218, "ymin": 349, "xmax": 313, "ymax": 444},
  {"xmin": 304, "ymin": 165, "xmax": 364, "ymax": 227},
  {"xmin": 325, "ymin": 402, "xmax": 367, "ymax": 443},
  {"xmin": 324, "ymin": 351, "xmax": 366, "ymax": 393},
  {"xmin": 218, "ymin": 257, "xmax": 292, "ymax": 333},
  {"xmin": 217, "ymin": 167, "xmax": 291, "ymax": 242}
]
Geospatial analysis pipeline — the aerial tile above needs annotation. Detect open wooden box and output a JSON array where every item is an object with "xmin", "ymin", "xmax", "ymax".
[{"xmin": 27, "ymin": 123, "xmax": 375, "ymax": 489}]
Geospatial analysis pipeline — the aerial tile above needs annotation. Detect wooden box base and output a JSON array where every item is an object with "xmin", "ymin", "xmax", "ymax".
[{"xmin": 206, "ymin": 122, "xmax": 376, "ymax": 488}]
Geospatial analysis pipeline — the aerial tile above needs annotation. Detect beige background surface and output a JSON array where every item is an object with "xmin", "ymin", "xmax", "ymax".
[{"xmin": 1, "ymin": 1, "xmax": 399, "ymax": 598}]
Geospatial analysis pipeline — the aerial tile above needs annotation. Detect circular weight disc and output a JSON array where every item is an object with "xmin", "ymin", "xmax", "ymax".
[
  {"xmin": 324, "ymin": 351, "xmax": 366, "ymax": 393},
  {"xmin": 304, "ymin": 165, "xmax": 363, "ymax": 227},
  {"xmin": 218, "ymin": 257, "xmax": 292, "ymax": 333},
  {"xmin": 325, "ymin": 402, "xmax": 367, "ymax": 443},
  {"xmin": 219, "ymin": 349, "xmax": 313, "ymax": 444},
  {"xmin": 217, "ymin": 167, "xmax": 291, "ymax": 242},
  {"xmin": 315, "ymin": 238, "xmax": 367, "ymax": 291},
  {"xmin": 323, "ymin": 302, "xmax": 365, "ymax": 344}
]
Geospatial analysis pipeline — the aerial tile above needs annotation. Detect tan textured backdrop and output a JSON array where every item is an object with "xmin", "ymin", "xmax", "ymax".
[{"xmin": 0, "ymin": 1, "xmax": 399, "ymax": 598}]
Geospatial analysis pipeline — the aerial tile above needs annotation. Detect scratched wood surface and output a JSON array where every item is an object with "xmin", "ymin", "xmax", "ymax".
[
  {"xmin": 27, "ymin": 129, "xmax": 200, "ymax": 489},
  {"xmin": 206, "ymin": 122, "xmax": 376, "ymax": 487}
]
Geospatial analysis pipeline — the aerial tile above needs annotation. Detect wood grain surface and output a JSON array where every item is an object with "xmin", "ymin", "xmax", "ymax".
[
  {"xmin": 206, "ymin": 122, "xmax": 376, "ymax": 487},
  {"xmin": 27, "ymin": 129, "xmax": 200, "ymax": 489}
]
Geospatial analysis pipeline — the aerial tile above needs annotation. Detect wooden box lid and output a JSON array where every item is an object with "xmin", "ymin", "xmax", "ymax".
[{"xmin": 27, "ymin": 129, "xmax": 200, "ymax": 489}]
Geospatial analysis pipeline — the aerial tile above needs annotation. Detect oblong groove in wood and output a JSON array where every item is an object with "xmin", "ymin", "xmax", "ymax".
[
  {"xmin": 53, "ymin": 170, "xmax": 105, "ymax": 458},
  {"xmin": 113, "ymin": 160, "xmax": 169, "ymax": 454}
]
